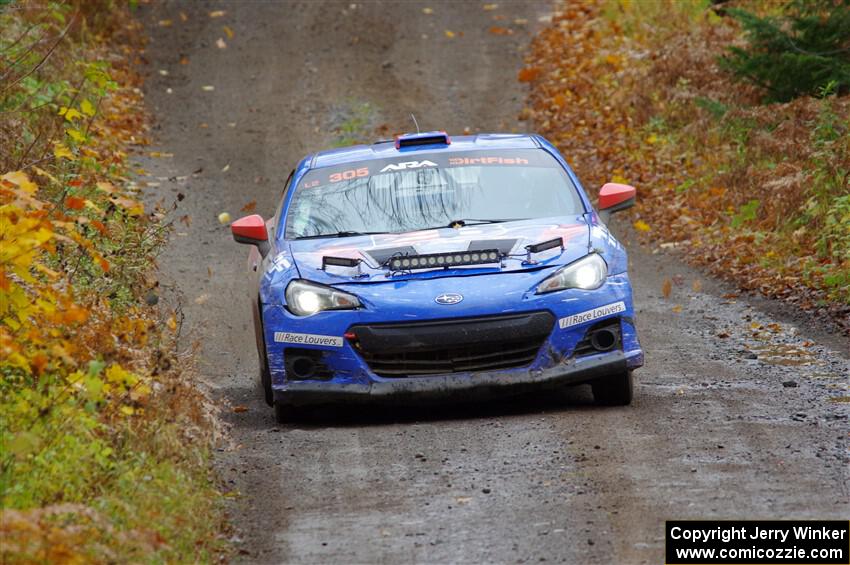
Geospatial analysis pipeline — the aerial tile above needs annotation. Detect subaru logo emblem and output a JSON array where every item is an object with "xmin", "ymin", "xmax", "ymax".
[{"xmin": 435, "ymin": 293, "xmax": 463, "ymax": 305}]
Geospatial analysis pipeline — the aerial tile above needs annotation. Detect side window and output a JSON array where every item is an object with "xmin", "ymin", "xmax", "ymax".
[{"xmin": 273, "ymin": 170, "xmax": 295, "ymax": 234}]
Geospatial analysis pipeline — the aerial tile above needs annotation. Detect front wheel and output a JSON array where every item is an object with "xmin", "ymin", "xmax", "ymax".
[
  {"xmin": 591, "ymin": 370, "xmax": 633, "ymax": 406},
  {"xmin": 255, "ymin": 300, "xmax": 273, "ymax": 406},
  {"xmin": 259, "ymin": 352, "xmax": 273, "ymax": 407}
]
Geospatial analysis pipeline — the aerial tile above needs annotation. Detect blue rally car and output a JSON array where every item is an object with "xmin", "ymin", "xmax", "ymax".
[{"xmin": 231, "ymin": 131, "xmax": 644, "ymax": 422}]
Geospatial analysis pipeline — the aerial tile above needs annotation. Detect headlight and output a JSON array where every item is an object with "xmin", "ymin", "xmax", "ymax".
[
  {"xmin": 536, "ymin": 253, "xmax": 608, "ymax": 294},
  {"xmin": 285, "ymin": 280, "xmax": 361, "ymax": 316}
]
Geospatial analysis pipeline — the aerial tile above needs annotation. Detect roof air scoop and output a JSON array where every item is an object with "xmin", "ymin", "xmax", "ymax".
[{"xmin": 394, "ymin": 131, "xmax": 451, "ymax": 150}]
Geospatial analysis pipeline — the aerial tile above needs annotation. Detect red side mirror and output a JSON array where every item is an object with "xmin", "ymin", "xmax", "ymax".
[
  {"xmin": 231, "ymin": 215, "xmax": 269, "ymax": 259},
  {"xmin": 599, "ymin": 183, "xmax": 636, "ymax": 211},
  {"xmin": 231, "ymin": 214, "xmax": 268, "ymax": 243}
]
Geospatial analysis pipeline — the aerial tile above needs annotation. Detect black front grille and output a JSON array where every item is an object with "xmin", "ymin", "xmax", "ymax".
[
  {"xmin": 348, "ymin": 312, "xmax": 554, "ymax": 378},
  {"xmin": 359, "ymin": 338, "xmax": 545, "ymax": 376}
]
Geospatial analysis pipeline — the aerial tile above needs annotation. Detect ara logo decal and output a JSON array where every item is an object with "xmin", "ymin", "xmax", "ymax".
[
  {"xmin": 435, "ymin": 293, "xmax": 463, "ymax": 305},
  {"xmin": 380, "ymin": 160, "xmax": 438, "ymax": 173}
]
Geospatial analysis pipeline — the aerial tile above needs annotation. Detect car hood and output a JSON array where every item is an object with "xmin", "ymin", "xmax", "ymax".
[{"xmin": 285, "ymin": 217, "xmax": 591, "ymax": 285}]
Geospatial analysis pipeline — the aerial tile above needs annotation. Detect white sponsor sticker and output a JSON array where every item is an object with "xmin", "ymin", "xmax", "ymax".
[
  {"xmin": 380, "ymin": 160, "xmax": 437, "ymax": 173},
  {"xmin": 558, "ymin": 301, "xmax": 626, "ymax": 329},
  {"xmin": 270, "ymin": 253, "xmax": 291, "ymax": 272},
  {"xmin": 273, "ymin": 332, "xmax": 344, "ymax": 347}
]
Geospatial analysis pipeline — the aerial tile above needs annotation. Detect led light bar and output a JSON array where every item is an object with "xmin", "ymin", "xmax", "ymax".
[
  {"xmin": 322, "ymin": 256, "xmax": 360, "ymax": 269},
  {"xmin": 388, "ymin": 249, "xmax": 501, "ymax": 271},
  {"xmin": 525, "ymin": 237, "xmax": 563, "ymax": 254},
  {"xmin": 523, "ymin": 237, "xmax": 565, "ymax": 265}
]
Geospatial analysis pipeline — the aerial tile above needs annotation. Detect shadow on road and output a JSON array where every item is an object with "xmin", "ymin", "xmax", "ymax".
[{"xmin": 227, "ymin": 383, "xmax": 611, "ymax": 430}]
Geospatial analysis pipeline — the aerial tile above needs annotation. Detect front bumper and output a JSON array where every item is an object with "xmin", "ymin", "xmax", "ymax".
[
  {"xmin": 274, "ymin": 349, "xmax": 628, "ymax": 406},
  {"xmin": 262, "ymin": 271, "xmax": 644, "ymax": 405}
]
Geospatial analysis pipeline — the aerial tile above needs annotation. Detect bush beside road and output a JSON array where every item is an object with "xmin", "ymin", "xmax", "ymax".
[{"xmin": 0, "ymin": 2, "xmax": 225, "ymax": 561}]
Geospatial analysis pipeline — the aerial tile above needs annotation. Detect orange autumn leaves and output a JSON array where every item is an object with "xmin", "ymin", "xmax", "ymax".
[
  {"xmin": 65, "ymin": 196, "xmax": 85, "ymax": 210},
  {"xmin": 1, "ymin": 172, "xmax": 89, "ymax": 371},
  {"xmin": 519, "ymin": 2, "xmax": 850, "ymax": 326},
  {"xmin": 518, "ymin": 67, "xmax": 541, "ymax": 83},
  {"xmin": 1, "ymin": 165, "xmax": 158, "ymax": 378}
]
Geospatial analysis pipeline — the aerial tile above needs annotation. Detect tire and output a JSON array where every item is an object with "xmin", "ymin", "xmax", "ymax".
[
  {"xmin": 255, "ymin": 299, "xmax": 274, "ymax": 406},
  {"xmin": 591, "ymin": 370, "xmax": 633, "ymax": 406},
  {"xmin": 259, "ymin": 342, "xmax": 273, "ymax": 407},
  {"xmin": 274, "ymin": 401, "xmax": 303, "ymax": 424}
]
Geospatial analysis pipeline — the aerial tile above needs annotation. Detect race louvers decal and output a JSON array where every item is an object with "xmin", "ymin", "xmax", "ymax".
[
  {"xmin": 273, "ymin": 332, "xmax": 344, "ymax": 347},
  {"xmin": 559, "ymin": 301, "xmax": 626, "ymax": 329}
]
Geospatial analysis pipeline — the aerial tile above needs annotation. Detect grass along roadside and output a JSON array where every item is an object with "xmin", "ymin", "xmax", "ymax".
[
  {"xmin": 520, "ymin": 0, "xmax": 849, "ymax": 331},
  {"xmin": 1, "ymin": 2, "xmax": 226, "ymax": 561}
]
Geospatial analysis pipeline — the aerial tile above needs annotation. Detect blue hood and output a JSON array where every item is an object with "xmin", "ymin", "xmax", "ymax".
[{"xmin": 286, "ymin": 217, "xmax": 592, "ymax": 286}]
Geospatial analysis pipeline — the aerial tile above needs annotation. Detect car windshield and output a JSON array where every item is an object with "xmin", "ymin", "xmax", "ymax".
[{"xmin": 284, "ymin": 148, "xmax": 585, "ymax": 239}]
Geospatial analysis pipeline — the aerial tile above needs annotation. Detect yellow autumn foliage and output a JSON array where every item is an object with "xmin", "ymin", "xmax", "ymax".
[{"xmin": 0, "ymin": 2, "xmax": 224, "ymax": 562}]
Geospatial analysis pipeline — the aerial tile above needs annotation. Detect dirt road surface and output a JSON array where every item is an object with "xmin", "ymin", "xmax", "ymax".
[{"xmin": 138, "ymin": 2, "xmax": 849, "ymax": 563}]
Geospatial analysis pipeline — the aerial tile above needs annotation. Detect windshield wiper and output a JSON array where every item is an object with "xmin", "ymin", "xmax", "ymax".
[
  {"xmin": 444, "ymin": 218, "xmax": 528, "ymax": 228},
  {"xmin": 295, "ymin": 230, "xmax": 388, "ymax": 240},
  {"xmin": 296, "ymin": 219, "xmax": 528, "ymax": 239}
]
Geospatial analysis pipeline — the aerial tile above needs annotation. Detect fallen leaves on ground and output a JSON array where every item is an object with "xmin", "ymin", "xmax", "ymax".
[
  {"xmin": 521, "ymin": 1, "xmax": 850, "ymax": 333},
  {"xmin": 633, "ymin": 220, "xmax": 651, "ymax": 232},
  {"xmin": 517, "ymin": 67, "xmax": 540, "ymax": 82}
]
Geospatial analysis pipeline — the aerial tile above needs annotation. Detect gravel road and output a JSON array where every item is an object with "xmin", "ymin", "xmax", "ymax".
[{"xmin": 138, "ymin": 1, "xmax": 849, "ymax": 563}]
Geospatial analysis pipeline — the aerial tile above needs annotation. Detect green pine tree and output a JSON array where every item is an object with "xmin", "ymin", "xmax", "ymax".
[{"xmin": 720, "ymin": 0, "xmax": 850, "ymax": 103}]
